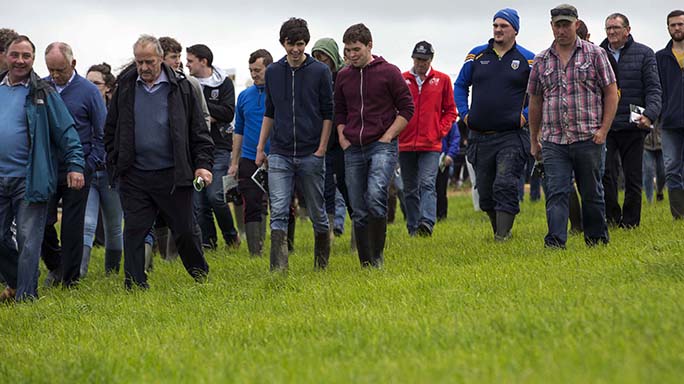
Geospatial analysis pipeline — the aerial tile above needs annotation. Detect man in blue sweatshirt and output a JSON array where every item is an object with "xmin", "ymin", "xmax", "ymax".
[
  {"xmin": 41, "ymin": 42, "xmax": 106, "ymax": 288},
  {"xmin": 0, "ymin": 36, "xmax": 85, "ymax": 302},
  {"xmin": 454, "ymin": 8, "xmax": 535, "ymax": 242},
  {"xmin": 229, "ymin": 49, "xmax": 273, "ymax": 256},
  {"xmin": 255, "ymin": 18, "xmax": 333, "ymax": 271}
]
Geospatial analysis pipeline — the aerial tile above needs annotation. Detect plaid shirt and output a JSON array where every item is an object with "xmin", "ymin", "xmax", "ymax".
[{"xmin": 527, "ymin": 38, "xmax": 616, "ymax": 144}]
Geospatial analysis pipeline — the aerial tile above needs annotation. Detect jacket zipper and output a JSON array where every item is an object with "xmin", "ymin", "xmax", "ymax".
[
  {"xmin": 359, "ymin": 68, "xmax": 364, "ymax": 146},
  {"xmin": 291, "ymin": 68, "xmax": 297, "ymax": 157},
  {"xmin": 414, "ymin": 77, "xmax": 422, "ymax": 151}
]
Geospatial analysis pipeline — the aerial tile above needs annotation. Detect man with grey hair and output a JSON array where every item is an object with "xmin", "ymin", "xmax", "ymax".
[
  {"xmin": 0, "ymin": 28, "xmax": 19, "ymax": 72},
  {"xmin": 599, "ymin": 13, "xmax": 662, "ymax": 228},
  {"xmin": 40, "ymin": 42, "xmax": 107, "ymax": 288},
  {"xmin": 104, "ymin": 35, "xmax": 214, "ymax": 289}
]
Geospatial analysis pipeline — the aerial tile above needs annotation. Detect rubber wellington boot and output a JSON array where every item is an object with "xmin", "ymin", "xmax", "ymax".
[
  {"xmin": 353, "ymin": 224, "xmax": 371, "ymax": 267},
  {"xmin": 314, "ymin": 231, "xmax": 330, "ymax": 269},
  {"xmin": 669, "ymin": 189, "xmax": 684, "ymax": 219},
  {"xmin": 245, "ymin": 221, "xmax": 264, "ymax": 257},
  {"xmin": 495, "ymin": 211, "xmax": 515, "ymax": 242},
  {"xmin": 270, "ymin": 230, "xmax": 289, "ymax": 271},
  {"xmin": 485, "ymin": 210, "xmax": 497, "ymax": 234},
  {"xmin": 367, "ymin": 216, "xmax": 387, "ymax": 268}
]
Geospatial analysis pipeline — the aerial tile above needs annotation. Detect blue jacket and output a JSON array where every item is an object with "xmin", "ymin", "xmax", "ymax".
[
  {"xmin": 656, "ymin": 40, "xmax": 684, "ymax": 130},
  {"xmin": 441, "ymin": 121, "xmax": 461, "ymax": 159},
  {"xmin": 454, "ymin": 40, "xmax": 535, "ymax": 133},
  {"xmin": 235, "ymin": 84, "xmax": 270, "ymax": 160},
  {"xmin": 264, "ymin": 54, "xmax": 333, "ymax": 157},
  {"xmin": 45, "ymin": 71, "xmax": 106, "ymax": 171},
  {"xmin": 0, "ymin": 70, "xmax": 85, "ymax": 202},
  {"xmin": 600, "ymin": 35, "xmax": 661, "ymax": 132}
]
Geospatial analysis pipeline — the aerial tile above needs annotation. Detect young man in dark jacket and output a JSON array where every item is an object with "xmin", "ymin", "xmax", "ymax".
[
  {"xmin": 656, "ymin": 9, "xmax": 684, "ymax": 218},
  {"xmin": 599, "ymin": 13, "xmax": 662, "ymax": 228},
  {"xmin": 186, "ymin": 43, "xmax": 240, "ymax": 249},
  {"xmin": 104, "ymin": 35, "xmax": 214, "ymax": 289},
  {"xmin": 335, "ymin": 23, "xmax": 414, "ymax": 267},
  {"xmin": 255, "ymin": 18, "xmax": 333, "ymax": 271}
]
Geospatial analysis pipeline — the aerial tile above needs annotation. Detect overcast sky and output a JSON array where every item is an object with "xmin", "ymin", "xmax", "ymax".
[{"xmin": 8, "ymin": 0, "xmax": 677, "ymax": 91}]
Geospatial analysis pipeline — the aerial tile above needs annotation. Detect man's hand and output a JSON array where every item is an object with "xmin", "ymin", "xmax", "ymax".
[
  {"xmin": 67, "ymin": 172, "xmax": 85, "ymax": 190},
  {"xmin": 378, "ymin": 134, "xmax": 392, "ymax": 144},
  {"xmin": 444, "ymin": 155, "xmax": 453, "ymax": 167},
  {"xmin": 340, "ymin": 137, "xmax": 352, "ymax": 150},
  {"xmin": 530, "ymin": 141, "xmax": 543, "ymax": 161},
  {"xmin": 255, "ymin": 148, "xmax": 267, "ymax": 167},
  {"xmin": 637, "ymin": 115, "xmax": 653, "ymax": 130},
  {"xmin": 314, "ymin": 148, "xmax": 327, "ymax": 158},
  {"xmin": 195, "ymin": 168, "xmax": 213, "ymax": 187},
  {"xmin": 593, "ymin": 129, "xmax": 608, "ymax": 145},
  {"xmin": 228, "ymin": 164, "xmax": 238, "ymax": 178}
]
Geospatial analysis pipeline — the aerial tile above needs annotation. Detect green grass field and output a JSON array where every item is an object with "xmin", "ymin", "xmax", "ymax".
[{"xmin": 2, "ymin": 193, "xmax": 683, "ymax": 383}]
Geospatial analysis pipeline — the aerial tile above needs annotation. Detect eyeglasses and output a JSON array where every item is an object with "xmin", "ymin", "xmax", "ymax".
[{"xmin": 550, "ymin": 8, "xmax": 578, "ymax": 18}]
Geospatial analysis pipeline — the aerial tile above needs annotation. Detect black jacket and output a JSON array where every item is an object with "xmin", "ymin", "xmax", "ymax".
[
  {"xmin": 600, "ymin": 35, "xmax": 662, "ymax": 132},
  {"xmin": 656, "ymin": 40, "xmax": 684, "ymax": 130},
  {"xmin": 104, "ymin": 63, "xmax": 214, "ymax": 186},
  {"xmin": 202, "ymin": 74, "xmax": 235, "ymax": 150}
]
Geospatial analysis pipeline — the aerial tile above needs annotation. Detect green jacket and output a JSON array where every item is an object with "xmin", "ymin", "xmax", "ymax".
[
  {"xmin": 0, "ymin": 70, "xmax": 85, "ymax": 202},
  {"xmin": 312, "ymin": 38, "xmax": 345, "ymax": 72}
]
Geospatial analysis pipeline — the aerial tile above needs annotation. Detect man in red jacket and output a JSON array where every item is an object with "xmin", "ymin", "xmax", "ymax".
[
  {"xmin": 335, "ymin": 23, "xmax": 414, "ymax": 267},
  {"xmin": 399, "ymin": 41, "xmax": 458, "ymax": 236}
]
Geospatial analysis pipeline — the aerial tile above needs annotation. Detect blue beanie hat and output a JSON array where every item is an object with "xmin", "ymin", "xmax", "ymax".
[{"xmin": 494, "ymin": 8, "xmax": 520, "ymax": 33}]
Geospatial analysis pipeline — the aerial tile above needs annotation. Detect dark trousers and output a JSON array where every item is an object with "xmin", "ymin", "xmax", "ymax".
[
  {"xmin": 238, "ymin": 157, "xmax": 267, "ymax": 223},
  {"xmin": 436, "ymin": 165, "xmax": 449, "ymax": 220},
  {"xmin": 603, "ymin": 130, "xmax": 646, "ymax": 227},
  {"xmin": 119, "ymin": 168, "xmax": 208, "ymax": 288},
  {"xmin": 41, "ymin": 170, "xmax": 91, "ymax": 286},
  {"xmin": 324, "ymin": 146, "xmax": 352, "ymax": 215}
]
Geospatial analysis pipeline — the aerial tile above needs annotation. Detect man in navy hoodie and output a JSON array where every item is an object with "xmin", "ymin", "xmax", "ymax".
[
  {"xmin": 186, "ymin": 44, "xmax": 240, "ymax": 249},
  {"xmin": 255, "ymin": 18, "xmax": 333, "ymax": 271},
  {"xmin": 657, "ymin": 10, "xmax": 684, "ymax": 218},
  {"xmin": 42, "ymin": 42, "xmax": 106, "ymax": 288},
  {"xmin": 334, "ymin": 23, "xmax": 415, "ymax": 267}
]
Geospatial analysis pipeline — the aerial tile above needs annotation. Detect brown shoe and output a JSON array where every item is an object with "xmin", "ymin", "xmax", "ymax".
[{"xmin": 0, "ymin": 286, "xmax": 16, "ymax": 302}]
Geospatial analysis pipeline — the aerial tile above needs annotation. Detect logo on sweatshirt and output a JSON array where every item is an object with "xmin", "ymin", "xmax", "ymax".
[
  {"xmin": 429, "ymin": 78, "xmax": 440, "ymax": 86},
  {"xmin": 511, "ymin": 60, "xmax": 520, "ymax": 70},
  {"xmin": 210, "ymin": 89, "xmax": 219, "ymax": 100}
]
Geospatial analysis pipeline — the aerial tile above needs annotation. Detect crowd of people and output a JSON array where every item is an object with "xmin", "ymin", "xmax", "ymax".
[{"xmin": 1, "ymin": 4, "xmax": 683, "ymax": 302}]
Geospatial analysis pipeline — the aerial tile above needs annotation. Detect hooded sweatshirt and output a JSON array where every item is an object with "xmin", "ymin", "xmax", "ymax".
[
  {"xmin": 196, "ymin": 66, "xmax": 235, "ymax": 150},
  {"xmin": 312, "ymin": 38, "xmax": 345, "ymax": 150},
  {"xmin": 264, "ymin": 54, "xmax": 334, "ymax": 157},
  {"xmin": 334, "ymin": 56, "xmax": 414, "ymax": 146}
]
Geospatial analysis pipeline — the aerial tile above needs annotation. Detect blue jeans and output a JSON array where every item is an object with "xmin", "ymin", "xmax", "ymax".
[
  {"xmin": 193, "ymin": 148, "xmax": 238, "ymax": 246},
  {"xmin": 399, "ymin": 151, "xmax": 440, "ymax": 234},
  {"xmin": 334, "ymin": 190, "xmax": 346, "ymax": 234},
  {"xmin": 542, "ymin": 140, "xmax": 608, "ymax": 247},
  {"xmin": 661, "ymin": 129, "xmax": 684, "ymax": 191},
  {"xmin": 345, "ymin": 140, "xmax": 398, "ymax": 226},
  {"xmin": 268, "ymin": 153, "xmax": 328, "ymax": 234},
  {"xmin": 83, "ymin": 170, "xmax": 123, "ymax": 250},
  {"xmin": 642, "ymin": 149, "xmax": 665, "ymax": 202},
  {"xmin": 0, "ymin": 177, "xmax": 48, "ymax": 301}
]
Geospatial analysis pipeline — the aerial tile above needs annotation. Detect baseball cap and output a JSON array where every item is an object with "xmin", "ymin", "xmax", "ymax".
[
  {"xmin": 412, "ymin": 41, "xmax": 434, "ymax": 60},
  {"xmin": 551, "ymin": 4, "xmax": 578, "ymax": 23}
]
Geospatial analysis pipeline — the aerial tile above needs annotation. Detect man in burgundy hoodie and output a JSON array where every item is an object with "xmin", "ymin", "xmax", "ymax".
[
  {"xmin": 334, "ymin": 23, "xmax": 414, "ymax": 267},
  {"xmin": 399, "ymin": 41, "xmax": 458, "ymax": 237}
]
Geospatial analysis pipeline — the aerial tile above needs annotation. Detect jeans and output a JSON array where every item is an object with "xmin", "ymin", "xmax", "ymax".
[
  {"xmin": 238, "ymin": 157, "xmax": 267, "ymax": 224},
  {"xmin": 468, "ymin": 130, "xmax": 528, "ymax": 215},
  {"xmin": 267, "ymin": 153, "xmax": 328, "ymax": 234},
  {"xmin": 334, "ymin": 190, "xmax": 346, "ymax": 234},
  {"xmin": 642, "ymin": 149, "xmax": 665, "ymax": 202},
  {"xmin": 542, "ymin": 140, "xmax": 608, "ymax": 247},
  {"xmin": 345, "ymin": 140, "xmax": 398, "ymax": 226},
  {"xmin": 0, "ymin": 177, "xmax": 48, "ymax": 301},
  {"xmin": 324, "ymin": 146, "xmax": 352, "ymax": 216},
  {"xmin": 519, "ymin": 155, "xmax": 542, "ymax": 201},
  {"xmin": 399, "ymin": 151, "xmax": 440, "ymax": 234},
  {"xmin": 193, "ymin": 148, "xmax": 238, "ymax": 247},
  {"xmin": 83, "ymin": 170, "xmax": 123, "ymax": 250},
  {"xmin": 661, "ymin": 128, "xmax": 684, "ymax": 191}
]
